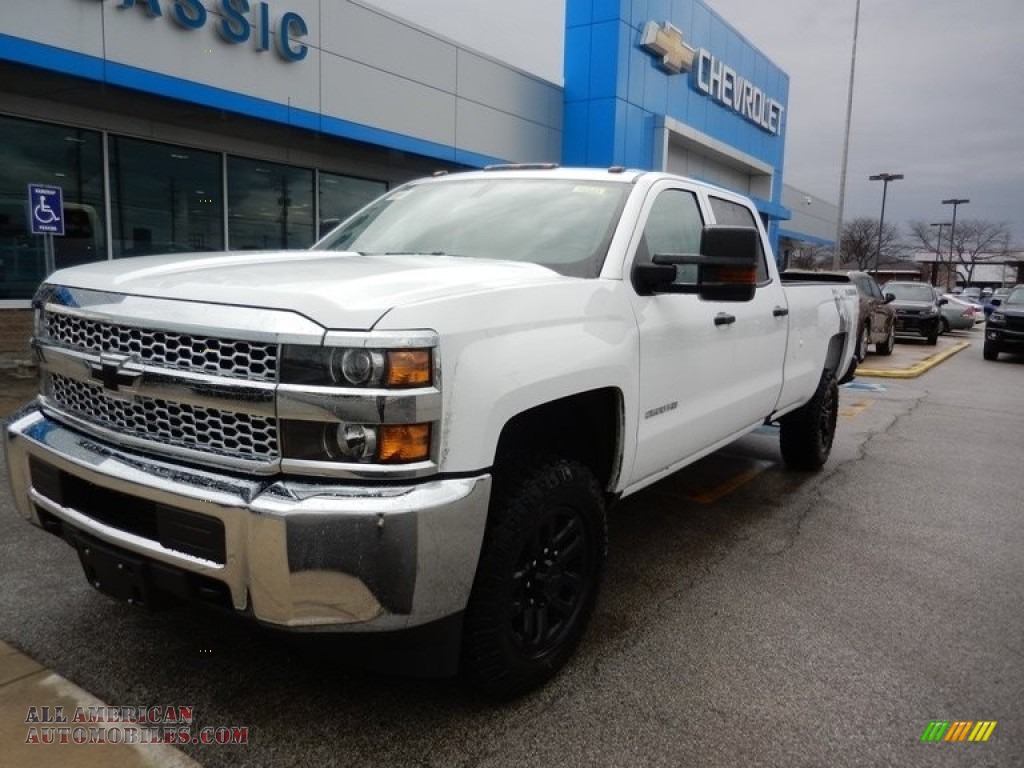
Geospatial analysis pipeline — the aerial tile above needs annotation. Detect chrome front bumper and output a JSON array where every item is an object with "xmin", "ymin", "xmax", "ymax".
[{"xmin": 4, "ymin": 406, "xmax": 491, "ymax": 631}]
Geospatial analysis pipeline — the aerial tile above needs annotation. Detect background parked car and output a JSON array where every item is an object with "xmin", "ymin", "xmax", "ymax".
[
  {"xmin": 881, "ymin": 281, "xmax": 945, "ymax": 345},
  {"xmin": 849, "ymin": 271, "xmax": 896, "ymax": 358},
  {"xmin": 983, "ymin": 285, "xmax": 1024, "ymax": 360},
  {"xmin": 961, "ymin": 286, "xmax": 983, "ymax": 302},
  {"xmin": 983, "ymin": 286, "xmax": 1019, "ymax": 318},
  {"xmin": 937, "ymin": 292, "xmax": 980, "ymax": 332}
]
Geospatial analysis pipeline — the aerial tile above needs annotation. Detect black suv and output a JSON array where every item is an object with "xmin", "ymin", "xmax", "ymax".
[
  {"xmin": 881, "ymin": 281, "xmax": 945, "ymax": 345},
  {"xmin": 984, "ymin": 285, "xmax": 1024, "ymax": 361}
]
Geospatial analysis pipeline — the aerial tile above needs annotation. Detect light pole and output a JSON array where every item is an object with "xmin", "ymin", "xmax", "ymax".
[
  {"xmin": 941, "ymin": 198, "xmax": 969, "ymax": 291},
  {"xmin": 869, "ymin": 173, "xmax": 903, "ymax": 277},
  {"xmin": 929, "ymin": 222, "xmax": 949, "ymax": 285},
  {"xmin": 832, "ymin": 0, "xmax": 862, "ymax": 269}
]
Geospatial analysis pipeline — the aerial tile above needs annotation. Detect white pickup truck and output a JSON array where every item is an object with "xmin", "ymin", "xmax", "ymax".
[{"xmin": 5, "ymin": 167, "xmax": 857, "ymax": 696}]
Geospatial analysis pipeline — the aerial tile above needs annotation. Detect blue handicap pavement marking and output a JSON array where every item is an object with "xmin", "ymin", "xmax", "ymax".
[
  {"xmin": 28, "ymin": 183, "xmax": 65, "ymax": 235},
  {"xmin": 842, "ymin": 381, "xmax": 887, "ymax": 392}
]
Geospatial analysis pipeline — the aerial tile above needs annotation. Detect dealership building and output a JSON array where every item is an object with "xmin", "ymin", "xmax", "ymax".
[{"xmin": 0, "ymin": 0, "xmax": 830, "ymax": 359}]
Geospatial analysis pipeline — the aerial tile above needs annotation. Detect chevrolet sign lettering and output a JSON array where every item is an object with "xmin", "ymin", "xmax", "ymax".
[
  {"xmin": 695, "ymin": 50, "xmax": 785, "ymax": 135},
  {"xmin": 640, "ymin": 20, "xmax": 785, "ymax": 136}
]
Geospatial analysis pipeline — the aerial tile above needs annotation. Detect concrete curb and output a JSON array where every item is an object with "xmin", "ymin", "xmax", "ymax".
[
  {"xmin": 856, "ymin": 340, "xmax": 971, "ymax": 379},
  {"xmin": 0, "ymin": 640, "xmax": 202, "ymax": 767}
]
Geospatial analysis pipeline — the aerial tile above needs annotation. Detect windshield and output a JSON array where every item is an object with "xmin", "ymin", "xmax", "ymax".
[
  {"xmin": 313, "ymin": 178, "xmax": 631, "ymax": 278},
  {"xmin": 1005, "ymin": 288, "xmax": 1024, "ymax": 306},
  {"xmin": 884, "ymin": 283, "xmax": 935, "ymax": 302}
]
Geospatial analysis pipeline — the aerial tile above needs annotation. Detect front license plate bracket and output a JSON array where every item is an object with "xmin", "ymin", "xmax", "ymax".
[{"xmin": 74, "ymin": 535, "xmax": 159, "ymax": 609}]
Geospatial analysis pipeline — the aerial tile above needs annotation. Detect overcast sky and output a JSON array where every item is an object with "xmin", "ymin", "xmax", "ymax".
[{"xmin": 363, "ymin": 0, "xmax": 1024, "ymax": 244}]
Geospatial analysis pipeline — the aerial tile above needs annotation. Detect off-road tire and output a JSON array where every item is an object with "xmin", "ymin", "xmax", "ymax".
[
  {"xmin": 462, "ymin": 457, "xmax": 606, "ymax": 698},
  {"xmin": 940, "ymin": 317, "xmax": 950, "ymax": 335},
  {"xmin": 779, "ymin": 371, "xmax": 838, "ymax": 471},
  {"xmin": 926, "ymin": 328, "xmax": 939, "ymax": 345},
  {"xmin": 875, "ymin": 325, "xmax": 895, "ymax": 356},
  {"xmin": 983, "ymin": 340, "xmax": 1000, "ymax": 361}
]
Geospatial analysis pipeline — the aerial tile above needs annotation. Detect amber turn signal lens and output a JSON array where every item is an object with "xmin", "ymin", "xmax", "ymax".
[
  {"xmin": 386, "ymin": 349, "xmax": 432, "ymax": 387},
  {"xmin": 707, "ymin": 266, "xmax": 757, "ymax": 284},
  {"xmin": 379, "ymin": 424, "xmax": 431, "ymax": 463}
]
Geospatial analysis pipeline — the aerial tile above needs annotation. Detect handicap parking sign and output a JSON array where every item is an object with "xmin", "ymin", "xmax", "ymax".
[{"xmin": 28, "ymin": 184, "xmax": 65, "ymax": 236}]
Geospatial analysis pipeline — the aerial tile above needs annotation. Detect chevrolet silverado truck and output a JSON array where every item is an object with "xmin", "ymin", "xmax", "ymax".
[{"xmin": 4, "ymin": 167, "xmax": 857, "ymax": 697}]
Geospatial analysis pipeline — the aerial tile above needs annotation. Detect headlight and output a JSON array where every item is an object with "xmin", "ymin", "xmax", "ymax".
[
  {"xmin": 282, "ymin": 345, "xmax": 432, "ymax": 388},
  {"xmin": 281, "ymin": 420, "xmax": 432, "ymax": 464},
  {"xmin": 333, "ymin": 348, "xmax": 384, "ymax": 386},
  {"xmin": 990, "ymin": 312, "xmax": 1005, "ymax": 324},
  {"xmin": 924, "ymin": 306, "xmax": 938, "ymax": 316},
  {"xmin": 279, "ymin": 340, "xmax": 437, "ymax": 468}
]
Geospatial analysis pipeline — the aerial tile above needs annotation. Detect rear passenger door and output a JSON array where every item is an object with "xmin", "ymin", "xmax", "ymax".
[{"xmin": 705, "ymin": 194, "xmax": 789, "ymax": 427}]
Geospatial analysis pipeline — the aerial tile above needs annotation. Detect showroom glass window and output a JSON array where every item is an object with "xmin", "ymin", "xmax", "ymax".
[
  {"xmin": 228, "ymin": 157, "xmax": 314, "ymax": 250},
  {"xmin": 109, "ymin": 137, "xmax": 223, "ymax": 258},
  {"xmin": 0, "ymin": 115, "xmax": 105, "ymax": 299},
  {"xmin": 318, "ymin": 172, "xmax": 386, "ymax": 238}
]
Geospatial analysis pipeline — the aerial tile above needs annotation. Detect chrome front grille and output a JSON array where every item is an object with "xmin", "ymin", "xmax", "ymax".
[
  {"xmin": 50, "ymin": 374, "xmax": 278, "ymax": 460},
  {"xmin": 45, "ymin": 312, "xmax": 278, "ymax": 382}
]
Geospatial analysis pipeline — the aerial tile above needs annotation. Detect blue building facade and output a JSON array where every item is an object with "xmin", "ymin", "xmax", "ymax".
[
  {"xmin": 563, "ymin": 0, "xmax": 791, "ymax": 251},
  {"xmin": 0, "ymin": 0, "xmax": 801, "ymax": 318}
]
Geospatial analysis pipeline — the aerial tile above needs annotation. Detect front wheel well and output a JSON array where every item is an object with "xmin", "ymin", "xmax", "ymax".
[{"xmin": 492, "ymin": 388, "xmax": 623, "ymax": 493}]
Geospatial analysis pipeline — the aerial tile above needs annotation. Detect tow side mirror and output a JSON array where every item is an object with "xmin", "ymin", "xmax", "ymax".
[
  {"xmin": 697, "ymin": 226, "xmax": 759, "ymax": 302},
  {"xmin": 633, "ymin": 226, "xmax": 759, "ymax": 300}
]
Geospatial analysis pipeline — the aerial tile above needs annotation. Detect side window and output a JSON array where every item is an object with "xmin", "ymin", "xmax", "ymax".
[
  {"xmin": 708, "ymin": 196, "xmax": 769, "ymax": 283},
  {"xmin": 867, "ymin": 277, "xmax": 884, "ymax": 300},
  {"xmin": 640, "ymin": 189, "xmax": 703, "ymax": 285}
]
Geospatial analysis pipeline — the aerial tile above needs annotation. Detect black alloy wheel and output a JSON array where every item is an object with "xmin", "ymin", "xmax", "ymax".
[
  {"xmin": 779, "ymin": 371, "xmax": 838, "ymax": 471},
  {"xmin": 462, "ymin": 457, "xmax": 606, "ymax": 698}
]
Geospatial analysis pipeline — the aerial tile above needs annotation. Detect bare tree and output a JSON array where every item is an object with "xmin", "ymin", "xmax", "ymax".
[
  {"xmin": 840, "ymin": 217, "xmax": 902, "ymax": 272},
  {"xmin": 786, "ymin": 244, "xmax": 831, "ymax": 271},
  {"xmin": 907, "ymin": 219, "xmax": 1014, "ymax": 288}
]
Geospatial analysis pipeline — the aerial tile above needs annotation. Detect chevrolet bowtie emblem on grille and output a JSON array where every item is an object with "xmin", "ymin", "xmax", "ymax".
[
  {"xmin": 89, "ymin": 353, "xmax": 142, "ymax": 395},
  {"xmin": 640, "ymin": 21, "xmax": 696, "ymax": 75}
]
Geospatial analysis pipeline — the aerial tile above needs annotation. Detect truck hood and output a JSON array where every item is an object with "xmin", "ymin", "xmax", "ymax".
[{"xmin": 49, "ymin": 250, "xmax": 569, "ymax": 330}]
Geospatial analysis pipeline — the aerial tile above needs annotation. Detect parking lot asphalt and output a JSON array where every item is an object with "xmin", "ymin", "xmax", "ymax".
[{"xmin": 0, "ymin": 326, "xmax": 985, "ymax": 767}]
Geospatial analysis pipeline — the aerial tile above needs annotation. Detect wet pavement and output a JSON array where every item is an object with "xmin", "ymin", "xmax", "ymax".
[{"xmin": 0, "ymin": 327, "xmax": 987, "ymax": 767}]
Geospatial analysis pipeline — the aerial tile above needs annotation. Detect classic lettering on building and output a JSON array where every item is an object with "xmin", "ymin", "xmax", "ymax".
[{"xmin": 107, "ymin": 0, "xmax": 309, "ymax": 61}]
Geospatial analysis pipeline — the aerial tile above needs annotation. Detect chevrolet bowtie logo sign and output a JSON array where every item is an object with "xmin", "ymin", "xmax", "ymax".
[
  {"xmin": 640, "ymin": 21, "xmax": 696, "ymax": 74},
  {"xmin": 89, "ymin": 353, "xmax": 143, "ymax": 396}
]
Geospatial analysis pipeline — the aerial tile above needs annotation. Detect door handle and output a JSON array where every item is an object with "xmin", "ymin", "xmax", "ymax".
[
  {"xmin": 714, "ymin": 313, "xmax": 736, "ymax": 326},
  {"xmin": 773, "ymin": 306, "xmax": 789, "ymax": 317}
]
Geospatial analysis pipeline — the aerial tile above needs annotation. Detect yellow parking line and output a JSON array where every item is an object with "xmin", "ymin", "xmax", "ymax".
[
  {"xmin": 687, "ymin": 461, "xmax": 773, "ymax": 504},
  {"xmin": 839, "ymin": 400, "xmax": 873, "ymax": 419},
  {"xmin": 857, "ymin": 341, "xmax": 970, "ymax": 378}
]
